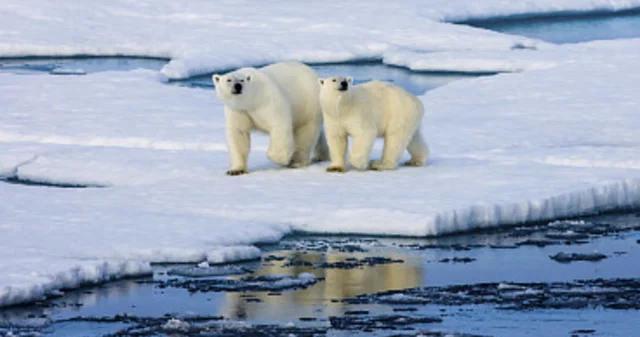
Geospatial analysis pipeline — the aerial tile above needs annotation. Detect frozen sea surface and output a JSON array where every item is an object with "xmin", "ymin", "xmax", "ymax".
[
  {"xmin": 2, "ymin": 0, "xmax": 640, "ymax": 309},
  {"xmin": 2, "ymin": 38, "xmax": 640, "ymax": 307}
]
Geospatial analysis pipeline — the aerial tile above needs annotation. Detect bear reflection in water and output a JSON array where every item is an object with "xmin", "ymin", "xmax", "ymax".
[{"xmin": 221, "ymin": 251, "xmax": 423, "ymax": 320}]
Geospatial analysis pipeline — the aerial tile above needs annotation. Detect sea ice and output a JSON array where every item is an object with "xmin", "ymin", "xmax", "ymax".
[{"xmin": 2, "ymin": 0, "xmax": 640, "ymax": 308}]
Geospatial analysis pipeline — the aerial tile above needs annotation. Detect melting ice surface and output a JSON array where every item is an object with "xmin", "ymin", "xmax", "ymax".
[{"xmin": 2, "ymin": 0, "xmax": 640, "ymax": 309}]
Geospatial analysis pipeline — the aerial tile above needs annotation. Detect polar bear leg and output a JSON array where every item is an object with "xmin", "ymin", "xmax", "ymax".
[
  {"xmin": 312, "ymin": 129, "xmax": 330, "ymax": 163},
  {"xmin": 289, "ymin": 120, "xmax": 321, "ymax": 168},
  {"xmin": 403, "ymin": 130, "xmax": 429, "ymax": 167},
  {"xmin": 349, "ymin": 131, "xmax": 377, "ymax": 170},
  {"xmin": 226, "ymin": 127, "xmax": 251, "ymax": 175},
  {"xmin": 326, "ymin": 129, "xmax": 348, "ymax": 172},
  {"xmin": 267, "ymin": 127, "xmax": 295, "ymax": 167},
  {"xmin": 370, "ymin": 131, "xmax": 415, "ymax": 171}
]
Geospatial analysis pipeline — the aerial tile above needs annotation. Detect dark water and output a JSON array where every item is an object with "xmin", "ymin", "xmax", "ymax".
[
  {"xmin": 0, "ymin": 57, "xmax": 476, "ymax": 96},
  {"xmin": 1, "ymin": 212, "xmax": 638, "ymax": 337},
  {"xmin": 463, "ymin": 10, "xmax": 640, "ymax": 44}
]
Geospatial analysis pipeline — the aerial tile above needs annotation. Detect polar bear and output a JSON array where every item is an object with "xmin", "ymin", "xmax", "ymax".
[
  {"xmin": 318, "ymin": 76, "xmax": 428, "ymax": 172},
  {"xmin": 213, "ymin": 62, "xmax": 329, "ymax": 175}
]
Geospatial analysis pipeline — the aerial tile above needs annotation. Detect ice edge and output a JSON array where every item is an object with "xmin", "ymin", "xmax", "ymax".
[{"xmin": 0, "ymin": 260, "xmax": 152, "ymax": 308}]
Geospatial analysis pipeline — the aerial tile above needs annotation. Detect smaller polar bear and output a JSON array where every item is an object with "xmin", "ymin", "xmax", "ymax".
[
  {"xmin": 213, "ymin": 62, "xmax": 329, "ymax": 175},
  {"xmin": 319, "ymin": 76, "xmax": 429, "ymax": 172}
]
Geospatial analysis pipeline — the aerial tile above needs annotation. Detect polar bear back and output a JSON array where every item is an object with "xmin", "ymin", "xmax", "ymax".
[
  {"xmin": 260, "ymin": 62, "xmax": 321, "ymax": 127},
  {"xmin": 346, "ymin": 81, "xmax": 424, "ymax": 134}
]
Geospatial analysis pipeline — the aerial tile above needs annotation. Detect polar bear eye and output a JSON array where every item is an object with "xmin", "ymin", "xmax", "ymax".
[
  {"xmin": 332, "ymin": 79, "xmax": 336, "ymax": 82},
  {"xmin": 226, "ymin": 79, "xmax": 231, "ymax": 83}
]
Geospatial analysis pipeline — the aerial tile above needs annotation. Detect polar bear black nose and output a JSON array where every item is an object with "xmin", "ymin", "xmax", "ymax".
[
  {"xmin": 233, "ymin": 83, "xmax": 242, "ymax": 93},
  {"xmin": 339, "ymin": 81, "xmax": 348, "ymax": 91}
]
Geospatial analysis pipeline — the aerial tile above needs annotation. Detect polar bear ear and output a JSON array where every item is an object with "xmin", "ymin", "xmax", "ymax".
[
  {"xmin": 246, "ymin": 75, "xmax": 251, "ymax": 82},
  {"xmin": 318, "ymin": 79, "xmax": 325, "ymax": 86},
  {"xmin": 213, "ymin": 74, "xmax": 221, "ymax": 83},
  {"xmin": 346, "ymin": 76, "xmax": 354, "ymax": 84}
]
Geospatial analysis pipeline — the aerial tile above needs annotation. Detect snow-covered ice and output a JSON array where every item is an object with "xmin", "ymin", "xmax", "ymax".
[
  {"xmin": 0, "ymin": 0, "xmax": 586, "ymax": 78},
  {"xmin": 3, "ymin": 1, "xmax": 639, "ymax": 78},
  {"xmin": 2, "ymin": 0, "xmax": 640, "ymax": 308}
]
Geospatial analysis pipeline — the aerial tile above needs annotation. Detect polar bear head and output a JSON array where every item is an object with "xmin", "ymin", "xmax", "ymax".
[
  {"xmin": 213, "ymin": 69, "xmax": 256, "ymax": 110},
  {"xmin": 318, "ymin": 76, "xmax": 354, "ymax": 96}
]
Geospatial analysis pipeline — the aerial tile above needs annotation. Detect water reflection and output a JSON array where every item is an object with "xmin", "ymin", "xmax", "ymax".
[
  {"xmin": 0, "ymin": 279, "xmax": 141, "ymax": 327},
  {"xmin": 65, "ymin": 280, "xmax": 139, "ymax": 309},
  {"xmin": 222, "ymin": 249, "xmax": 423, "ymax": 320},
  {"xmin": 0, "ymin": 248, "xmax": 424, "ymax": 326}
]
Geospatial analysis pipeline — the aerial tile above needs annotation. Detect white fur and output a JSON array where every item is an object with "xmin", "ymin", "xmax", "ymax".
[
  {"xmin": 319, "ymin": 77, "xmax": 429, "ymax": 172},
  {"xmin": 213, "ymin": 62, "xmax": 328, "ymax": 175}
]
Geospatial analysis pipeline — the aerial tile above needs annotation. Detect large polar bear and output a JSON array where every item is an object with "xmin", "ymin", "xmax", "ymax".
[
  {"xmin": 318, "ymin": 76, "xmax": 428, "ymax": 172},
  {"xmin": 213, "ymin": 62, "xmax": 329, "ymax": 175}
]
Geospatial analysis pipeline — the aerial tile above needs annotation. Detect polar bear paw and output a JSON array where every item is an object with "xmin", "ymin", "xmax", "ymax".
[
  {"xmin": 288, "ymin": 158, "xmax": 310, "ymax": 168},
  {"xmin": 326, "ymin": 165, "xmax": 346, "ymax": 173},
  {"xmin": 403, "ymin": 159, "xmax": 425, "ymax": 167},
  {"xmin": 268, "ymin": 149, "xmax": 293, "ymax": 167},
  {"xmin": 369, "ymin": 160, "xmax": 398, "ymax": 171},
  {"xmin": 226, "ymin": 169, "xmax": 248, "ymax": 176},
  {"xmin": 349, "ymin": 156, "xmax": 370, "ymax": 171}
]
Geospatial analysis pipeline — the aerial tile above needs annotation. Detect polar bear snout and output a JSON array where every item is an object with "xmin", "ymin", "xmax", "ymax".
[
  {"xmin": 232, "ymin": 83, "xmax": 243, "ymax": 94},
  {"xmin": 339, "ymin": 80, "xmax": 348, "ymax": 91}
]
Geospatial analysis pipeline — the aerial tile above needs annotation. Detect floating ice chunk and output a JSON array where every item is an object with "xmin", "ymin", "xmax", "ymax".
[
  {"xmin": 50, "ymin": 67, "xmax": 86, "ymax": 75},
  {"xmin": 268, "ymin": 273, "xmax": 318, "ymax": 290},
  {"xmin": 162, "ymin": 318, "xmax": 190, "ymax": 332},
  {"xmin": 379, "ymin": 293, "xmax": 429, "ymax": 305},
  {"xmin": 497, "ymin": 283, "xmax": 526, "ymax": 291},
  {"xmin": 545, "ymin": 231, "xmax": 589, "ymax": 241},
  {"xmin": 167, "ymin": 265, "xmax": 250, "ymax": 278},
  {"xmin": 502, "ymin": 288, "xmax": 544, "ymax": 298},
  {"xmin": 548, "ymin": 220, "xmax": 587, "ymax": 227},
  {"xmin": 297, "ymin": 272, "xmax": 316, "ymax": 281},
  {"xmin": 549, "ymin": 252, "xmax": 607, "ymax": 263}
]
